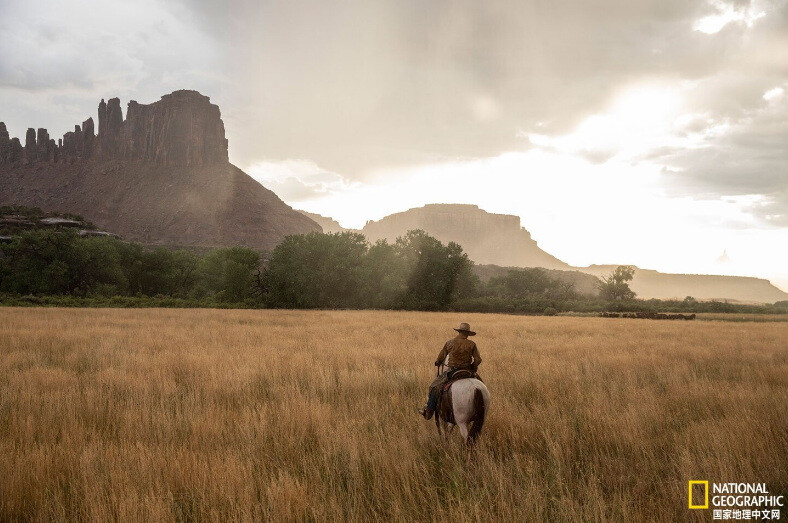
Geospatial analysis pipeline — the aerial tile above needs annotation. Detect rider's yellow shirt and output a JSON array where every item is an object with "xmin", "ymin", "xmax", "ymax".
[{"xmin": 435, "ymin": 335, "xmax": 482, "ymax": 368}]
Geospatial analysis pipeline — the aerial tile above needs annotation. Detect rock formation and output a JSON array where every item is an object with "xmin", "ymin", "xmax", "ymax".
[
  {"xmin": 0, "ymin": 90, "xmax": 320, "ymax": 251},
  {"xmin": 0, "ymin": 122, "xmax": 9, "ymax": 163},
  {"xmin": 120, "ymin": 91, "xmax": 229, "ymax": 165},
  {"xmin": 82, "ymin": 118, "xmax": 95, "ymax": 157},
  {"xmin": 362, "ymin": 204, "xmax": 570, "ymax": 270},
  {"xmin": 24, "ymin": 128, "xmax": 36, "ymax": 164},
  {"xmin": 0, "ymin": 90, "xmax": 229, "ymax": 167},
  {"xmin": 8, "ymin": 138, "xmax": 22, "ymax": 163}
]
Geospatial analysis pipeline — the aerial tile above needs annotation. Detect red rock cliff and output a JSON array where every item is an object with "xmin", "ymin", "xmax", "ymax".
[{"xmin": 0, "ymin": 90, "xmax": 320, "ymax": 251}]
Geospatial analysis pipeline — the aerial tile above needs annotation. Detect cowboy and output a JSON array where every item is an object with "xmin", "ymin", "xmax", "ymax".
[{"xmin": 419, "ymin": 322, "xmax": 482, "ymax": 420}]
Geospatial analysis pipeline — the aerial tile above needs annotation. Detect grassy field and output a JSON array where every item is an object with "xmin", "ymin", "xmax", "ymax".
[{"xmin": 0, "ymin": 308, "xmax": 786, "ymax": 522}]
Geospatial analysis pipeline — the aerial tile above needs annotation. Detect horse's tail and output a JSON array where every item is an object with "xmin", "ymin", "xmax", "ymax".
[{"xmin": 467, "ymin": 387, "xmax": 486, "ymax": 445}]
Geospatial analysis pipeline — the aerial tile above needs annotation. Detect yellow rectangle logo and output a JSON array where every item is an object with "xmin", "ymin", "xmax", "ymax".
[{"xmin": 688, "ymin": 480, "xmax": 709, "ymax": 509}]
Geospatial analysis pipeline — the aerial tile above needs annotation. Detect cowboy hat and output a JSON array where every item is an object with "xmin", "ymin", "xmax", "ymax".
[{"xmin": 453, "ymin": 322, "xmax": 476, "ymax": 336}]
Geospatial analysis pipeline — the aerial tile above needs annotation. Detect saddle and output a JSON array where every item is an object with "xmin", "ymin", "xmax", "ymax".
[{"xmin": 447, "ymin": 368, "xmax": 476, "ymax": 382}]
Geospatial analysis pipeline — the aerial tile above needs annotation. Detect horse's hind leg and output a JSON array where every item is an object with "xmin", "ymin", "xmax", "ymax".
[
  {"xmin": 457, "ymin": 422, "xmax": 476, "ymax": 465},
  {"xmin": 457, "ymin": 422, "xmax": 469, "ymax": 443}
]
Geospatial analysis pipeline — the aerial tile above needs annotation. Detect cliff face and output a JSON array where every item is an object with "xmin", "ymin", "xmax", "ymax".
[
  {"xmin": 2, "ymin": 90, "xmax": 228, "ymax": 168},
  {"xmin": 0, "ymin": 90, "xmax": 320, "ymax": 250},
  {"xmin": 119, "ymin": 91, "xmax": 229, "ymax": 166},
  {"xmin": 361, "ymin": 204, "xmax": 570, "ymax": 270}
]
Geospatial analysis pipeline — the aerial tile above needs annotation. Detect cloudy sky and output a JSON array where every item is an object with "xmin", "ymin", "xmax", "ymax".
[{"xmin": 1, "ymin": 0, "xmax": 786, "ymax": 289}]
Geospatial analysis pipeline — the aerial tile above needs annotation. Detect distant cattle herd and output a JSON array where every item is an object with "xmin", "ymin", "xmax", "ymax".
[{"xmin": 599, "ymin": 312, "xmax": 696, "ymax": 320}]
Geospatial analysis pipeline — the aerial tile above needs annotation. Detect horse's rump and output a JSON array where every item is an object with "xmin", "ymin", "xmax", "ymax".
[{"xmin": 436, "ymin": 376, "xmax": 482, "ymax": 426}]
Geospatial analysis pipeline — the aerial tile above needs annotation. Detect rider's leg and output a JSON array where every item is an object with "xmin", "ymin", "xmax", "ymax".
[
  {"xmin": 420, "ymin": 386, "xmax": 437, "ymax": 419},
  {"xmin": 426, "ymin": 388, "xmax": 437, "ymax": 411},
  {"xmin": 420, "ymin": 374, "xmax": 446, "ymax": 419}
]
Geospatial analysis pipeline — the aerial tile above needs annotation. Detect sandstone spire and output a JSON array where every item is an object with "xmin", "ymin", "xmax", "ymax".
[
  {"xmin": 0, "ymin": 122, "xmax": 9, "ymax": 163},
  {"xmin": 24, "ymin": 128, "xmax": 36, "ymax": 164},
  {"xmin": 1, "ymin": 89, "xmax": 230, "ymax": 167}
]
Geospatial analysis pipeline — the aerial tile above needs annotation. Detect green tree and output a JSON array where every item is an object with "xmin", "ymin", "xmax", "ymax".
[
  {"xmin": 134, "ymin": 248, "xmax": 200, "ymax": 297},
  {"xmin": 68, "ymin": 236, "xmax": 128, "ymax": 296},
  {"xmin": 598, "ymin": 265, "xmax": 636, "ymax": 301},
  {"xmin": 263, "ymin": 232, "xmax": 368, "ymax": 308},
  {"xmin": 487, "ymin": 268, "xmax": 577, "ymax": 301},
  {"xmin": 0, "ymin": 230, "xmax": 130, "ymax": 296},
  {"xmin": 198, "ymin": 247, "xmax": 261, "ymax": 303},
  {"xmin": 360, "ymin": 239, "xmax": 407, "ymax": 308},
  {"xmin": 0, "ymin": 229, "xmax": 79, "ymax": 294},
  {"xmin": 394, "ymin": 230, "xmax": 477, "ymax": 310}
]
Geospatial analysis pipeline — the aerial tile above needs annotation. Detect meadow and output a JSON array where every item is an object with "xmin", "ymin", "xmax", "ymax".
[{"xmin": 0, "ymin": 308, "xmax": 786, "ymax": 522}]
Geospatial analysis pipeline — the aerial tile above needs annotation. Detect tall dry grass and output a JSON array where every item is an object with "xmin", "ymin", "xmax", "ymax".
[{"xmin": 0, "ymin": 308, "xmax": 785, "ymax": 522}]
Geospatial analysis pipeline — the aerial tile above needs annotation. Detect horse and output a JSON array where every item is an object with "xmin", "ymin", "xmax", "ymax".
[{"xmin": 434, "ymin": 365, "xmax": 490, "ymax": 446}]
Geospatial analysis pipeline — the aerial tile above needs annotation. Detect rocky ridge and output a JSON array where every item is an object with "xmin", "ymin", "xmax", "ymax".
[
  {"xmin": 361, "ymin": 204, "xmax": 570, "ymax": 270},
  {"xmin": 0, "ymin": 90, "xmax": 320, "ymax": 250},
  {"xmin": 1, "ymin": 90, "xmax": 228, "ymax": 168}
]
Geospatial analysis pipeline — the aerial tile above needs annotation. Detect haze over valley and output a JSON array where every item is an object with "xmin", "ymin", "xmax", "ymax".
[
  {"xmin": 1, "ymin": 88, "xmax": 786, "ymax": 304},
  {"xmin": 1, "ymin": 0, "xmax": 786, "ymax": 298},
  {"xmin": 299, "ymin": 204, "xmax": 788, "ymax": 303}
]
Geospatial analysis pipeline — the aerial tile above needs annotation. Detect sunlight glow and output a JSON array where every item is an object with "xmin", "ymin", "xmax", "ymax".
[
  {"xmin": 252, "ymin": 148, "xmax": 788, "ymax": 292},
  {"xmin": 524, "ymin": 84, "xmax": 683, "ymax": 163},
  {"xmin": 763, "ymin": 86, "xmax": 784, "ymax": 102},
  {"xmin": 693, "ymin": 0, "xmax": 766, "ymax": 34},
  {"xmin": 246, "ymin": 76, "xmax": 788, "ymax": 293}
]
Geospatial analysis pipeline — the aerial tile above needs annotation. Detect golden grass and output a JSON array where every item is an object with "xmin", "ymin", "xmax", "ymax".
[{"xmin": 0, "ymin": 308, "xmax": 786, "ymax": 522}]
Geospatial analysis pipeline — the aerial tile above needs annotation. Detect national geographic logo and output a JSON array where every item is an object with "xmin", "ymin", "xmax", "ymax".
[
  {"xmin": 690, "ymin": 481, "xmax": 710, "ymax": 509},
  {"xmin": 688, "ymin": 481, "xmax": 785, "ymax": 520}
]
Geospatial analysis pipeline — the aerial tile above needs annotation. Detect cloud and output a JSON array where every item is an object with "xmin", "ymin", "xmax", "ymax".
[
  {"xmin": 522, "ymin": 38, "xmax": 788, "ymax": 225},
  {"xmin": 4, "ymin": 0, "xmax": 785, "ymax": 193},
  {"xmin": 0, "ymin": 0, "xmax": 225, "ymax": 139},
  {"xmin": 1, "ymin": 0, "xmax": 785, "ymax": 285},
  {"xmin": 654, "ymin": 81, "xmax": 788, "ymax": 223},
  {"xmin": 166, "ymin": 0, "xmax": 788, "ymax": 221},
  {"xmin": 246, "ymin": 160, "xmax": 358, "ymax": 202},
  {"xmin": 693, "ymin": 0, "xmax": 767, "ymax": 33},
  {"xmin": 177, "ymin": 0, "xmax": 741, "ymax": 172}
]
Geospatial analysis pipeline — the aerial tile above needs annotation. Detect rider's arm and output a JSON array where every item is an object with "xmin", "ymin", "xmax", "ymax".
[
  {"xmin": 434, "ymin": 342, "xmax": 448, "ymax": 366},
  {"xmin": 471, "ymin": 344, "xmax": 482, "ymax": 368}
]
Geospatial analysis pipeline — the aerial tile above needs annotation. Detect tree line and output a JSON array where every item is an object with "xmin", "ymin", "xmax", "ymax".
[
  {"xmin": 0, "ymin": 228, "xmax": 260, "ymax": 303},
  {"xmin": 1, "ymin": 226, "xmax": 786, "ymax": 314},
  {"xmin": 0, "ymin": 228, "xmax": 566, "ymax": 310}
]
